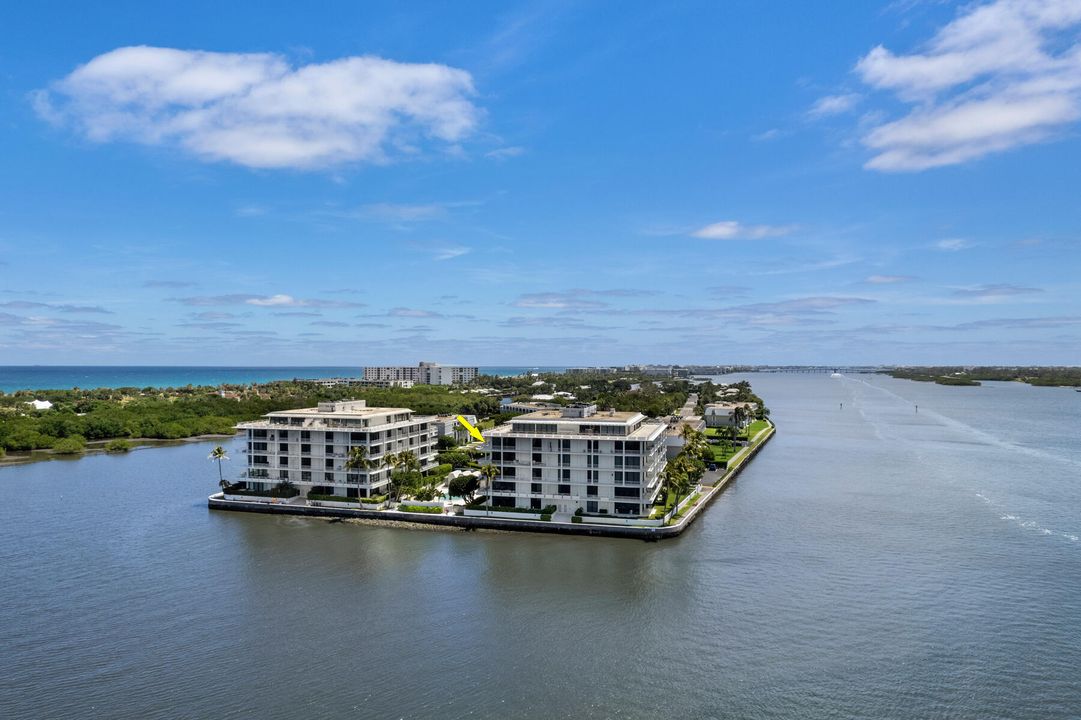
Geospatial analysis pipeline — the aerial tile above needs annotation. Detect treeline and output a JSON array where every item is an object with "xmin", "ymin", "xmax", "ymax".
[
  {"xmin": 477, "ymin": 371, "xmax": 691, "ymax": 418},
  {"xmin": 885, "ymin": 367, "xmax": 1081, "ymax": 387},
  {"xmin": 0, "ymin": 381, "xmax": 501, "ymax": 452}
]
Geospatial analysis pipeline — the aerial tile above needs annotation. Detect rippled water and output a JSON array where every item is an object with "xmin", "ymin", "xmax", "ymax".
[{"xmin": 1, "ymin": 373, "xmax": 1078, "ymax": 719}]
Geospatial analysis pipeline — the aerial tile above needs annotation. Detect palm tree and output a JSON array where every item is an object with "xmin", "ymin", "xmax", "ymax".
[
  {"xmin": 478, "ymin": 464, "xmax": 499, "ymax": 514},
  {"xmin": 387, "ymin": 450, "xmax": 421, "ymax": 502},
  {"xmin": 680, "ymin": 424, "xmax": 706, "ymax": 456},
  {"xmin": 663, "ymin": 459, "xmax": 693, "ymax": 521},
  {"xmin": 345, "ymin": 446, "xmax": 376, "ymax": 501},
  {"xmin": 732, "ymin": 405, "xmax": 748, "ymax": 434},
  {"xmin": 209, "ymin": 445, "xmax": 229, "ymax": 491}
]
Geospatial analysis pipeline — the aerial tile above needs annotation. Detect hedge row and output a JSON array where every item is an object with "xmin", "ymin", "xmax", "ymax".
[{"xmin": 398, "ymin": 504, "xmax": 444, "ymax": 514}]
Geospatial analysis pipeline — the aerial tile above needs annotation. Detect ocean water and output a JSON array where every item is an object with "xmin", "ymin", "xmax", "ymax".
[
  {"xmin": 0, "ymin": 373, "xmax": 1078, "ymax": 718},
  {"xmin": 0, "ymin": 366, "xmax": 559, "ymax": 393}
]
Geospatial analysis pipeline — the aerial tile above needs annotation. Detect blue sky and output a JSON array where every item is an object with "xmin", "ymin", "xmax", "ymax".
[{"xmin": 1, "ymin": 0, "xmax": 1080, "ymax": 366}]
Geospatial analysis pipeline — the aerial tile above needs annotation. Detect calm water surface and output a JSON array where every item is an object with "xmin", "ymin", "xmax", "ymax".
[{"xmin": 1, "ymin": 373, "xmax": 1079, "ymax": 718}]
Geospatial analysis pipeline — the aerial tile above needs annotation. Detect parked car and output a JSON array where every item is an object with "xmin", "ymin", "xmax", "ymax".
[{"xmin": 707, "ymin": 463, "xmax": 718, "ymax": 471}]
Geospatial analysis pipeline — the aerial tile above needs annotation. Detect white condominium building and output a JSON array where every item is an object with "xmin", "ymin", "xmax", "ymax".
[
  {"xmin": 362, "ymin": 361, "xmax": 479, "ymax": 386},
  {"xmin": 235, "ymin": 400, "xmax": 436, "ymax": 498},
  {"xmin": 483, "ymin": 404, "xmax": 668, "ymax": 517}
]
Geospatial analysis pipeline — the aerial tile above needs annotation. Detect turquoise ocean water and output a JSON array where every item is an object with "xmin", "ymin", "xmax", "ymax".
[{"xmin": 0, "ymin": 366, "xmax": 565, "ymax": 393}]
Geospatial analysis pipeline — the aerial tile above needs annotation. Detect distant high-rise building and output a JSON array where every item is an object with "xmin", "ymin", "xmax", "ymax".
[{"xmin": 362, "ymin": 362, "xmax": 478, "ymax": 385}]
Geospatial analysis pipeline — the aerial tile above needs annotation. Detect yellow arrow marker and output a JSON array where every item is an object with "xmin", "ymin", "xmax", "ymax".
[{"xmin": 456, "ymin": 415, "xmax": 486, "ymax": 443}]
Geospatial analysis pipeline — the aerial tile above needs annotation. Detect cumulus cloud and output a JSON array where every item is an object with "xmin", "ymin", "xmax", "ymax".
[
  {"xmin": 808, "ymin": 93, "xmax": 862, "ymax": 117},
  {"xmin": 691, "ymin": 220, "xmax": 796, "ymax": 240},
  {"xmin": 35, "ymin": 46, "xmax": 481, "ymax": 169},
  {"xmin": 857, "ymin": 0, "xmax": 1081, "ymax": 171}
]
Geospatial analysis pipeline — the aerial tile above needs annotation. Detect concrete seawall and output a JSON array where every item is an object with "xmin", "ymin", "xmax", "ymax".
[{"xmin": 208, "ymin": 423, "xmax": 775, "ymax": 541}]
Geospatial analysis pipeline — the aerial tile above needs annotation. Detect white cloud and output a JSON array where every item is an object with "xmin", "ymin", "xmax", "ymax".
[
  {"xmin": 35, "ymin": 46, "xmax": 481, "ymax": 169},
  {"xmin": 866, "ymin": 274, "xmax": 916, "ymax": 283},
  {"xmin": 485, "ymin": 146, "xmax": 525, "ymax": 159},
  {"xmin": 935, "ymin": 237, "xmax": 975, "ymax": 251},
  {"xmin": 808, "ymin": 93, "xmax": 862, "ymax": 117},
  {"xmin": 691, "ymin": 220, "xmax": 796, "ymax": 240},
  {"xmin": 856, "ymin": 0, "xmax": 1081, "ymax": 171},
  {"xmin": 433, "ymin": 245, "xmax": 472, "ymax": 261}
]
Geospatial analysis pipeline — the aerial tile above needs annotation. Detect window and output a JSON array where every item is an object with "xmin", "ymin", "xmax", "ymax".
[
  {"xmin": 300, "ymin": 431, "xmax": 310, "ymax": 441},
  {"xmin": 493, "ymin": 481, "xmax": 516, "ymax": 492},
  {"xmin": 587, "ymin": 486, "xmax": 598, "ymax": 497},
  {"xmin": 586, "ymin": 501, "xmax": 598, "ymax": 513},
  {"xmin": 252, "ymin": 455, "xmax": 268, "ymax": 465},
  {"xmin": 325, "ymin": 445, "xmax": 334, "ymax": 455},
  {"xmin": 531, "ymin": 483, "xmax": 542, "ymax": 494},
  {"xmin": 560, "ymin": 454, "xmax": 571, "ymax": 465},
  {"xmin": 560, "ymin": 439, "xmax": 571, "ymax": 451},
  {"xmin": 561, "ymin": 469, "xmax": 570, "ymax": 481},
  {"xmin": 350, "ymin": 432, "xmax": 365, "ymax": 443},
  {"xmin": 279, "ymin": 443, "xmax": 288, "ymax": 452},
  {"xmin": 532, "ymin": 453, "xmax": 542, "ymax": 463},
  {"xmin": 558, "ymin": 484, "xmax": 571, "ymax": 495},
  {"xmin": 301, "ymin": 444, "xmax": 311, "ymax": 454},
  {"xmin": 502, "ymin": 466, "xmax": 516, "ymax": 478},
  {"xmin": 324, "ymin": 472, "xmax": 335, "ymax": 482},
  {"xmin": 624, "ymin": 471, "xmax": 641, "ymax": 484},
  {"xmin": 301, "ymin": 458, "xmax": 311, "ymax": 468},
  {"xmin": 493, "ymin": 496, "xmax": 515, "ymax": 507},
  {"xmin": 252, "ymin": 430, "xmax": 268, "ymax": 439},
  {"xmin": 324, "ymin": 458, "xmax": 334, "ymax": 469},
  {"xmin": 625, "ymin": 441, "xmax": 640, "ymax": 452},
  {"xmin": 532, "ymin": 438, "xmax": 542, "ymax": 450},
  {"xmin": 532, "ymin": 468, "xmax": 542, "ymax": 479},
  {"xmin": 587, "ymin": 470, "xmax": 598, "ymax": 482},
  {"xmin": 530, "ymin": 498, "xmax": 541, "ymax": 510},
  {"xmin": 615, "ymin": 486, "xmax": 640, "ymax": 498},
  {"xmin": 301, "ymin": 471, "xmax": 311, "ymax": 481},
  {"xmin": 278, "ymin": 470, "xmax": 290, "ymax": 480},
  {"xmin": 491, "ymin": 437, "xmax": 503, "ymax": 448},
  {"xmin": 279, "ymin": 457, "xmax": 288, "ymax": 466},
  {"xmin": 614, "ymin": 502, "xmax": 639, "ymax": 515}
]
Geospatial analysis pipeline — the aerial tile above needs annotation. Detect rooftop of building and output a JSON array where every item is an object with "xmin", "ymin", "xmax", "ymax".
[{"xmin": 513, "ymin": 408, "xmax": 643, "ymax": 422}]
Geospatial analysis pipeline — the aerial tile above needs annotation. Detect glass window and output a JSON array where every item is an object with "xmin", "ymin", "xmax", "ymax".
[{"xmin": 557, "ymin": 484, "xmax": 571, "ymax": 495}]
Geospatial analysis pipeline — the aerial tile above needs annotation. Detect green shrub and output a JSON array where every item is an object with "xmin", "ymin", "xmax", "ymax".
[
  {"xmin": 104, "ymin": 438, "xmax": 132, "ymax": 453},
  {"xmin": 574, "ymin": 507, "xmax": 584, "ymax": 516},
  {"xmin": 53, "ymin": 435, "xmax": 87, "ymax": 454},
  {"xmin": 398, "ymin": 504, "xmax": 443, "ymax": 514},
  {"xmin": 571, "ymin": 515, "xmax": 583, "ymax": 523},
  {"xmin": 540, "ymin": 513, "xmax": 552, "ymax": 521}
]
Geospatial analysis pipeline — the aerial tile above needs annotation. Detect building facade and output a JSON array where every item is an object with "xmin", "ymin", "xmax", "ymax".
[
  {"xmin": 235, "ymin": 400, "xmax": 436, "ymax": 498},
  {"xmin": 362, "ymin": 361, "xmax": 479, "ymax": 386},
  {"xmin": 483, "ymin": 404, "xmax": 668, "ymax": 516},
  {"xmin": 703, "ymin": 402, "xmax": 756, "ymax": 428}
]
